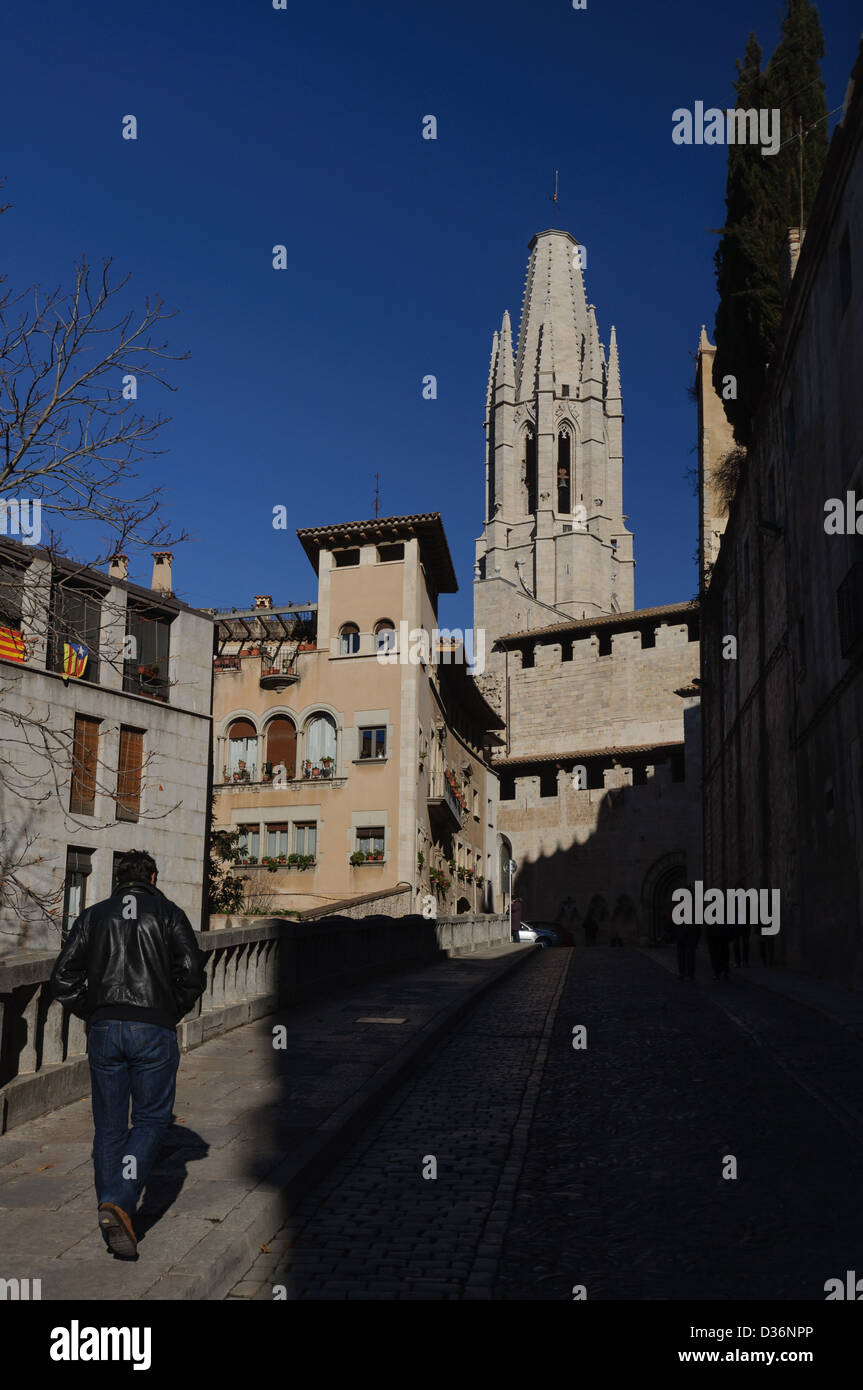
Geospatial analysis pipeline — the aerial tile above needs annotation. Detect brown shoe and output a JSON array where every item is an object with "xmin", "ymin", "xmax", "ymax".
[{"xmin": 98, "ymin": 1202, "xmax": 137, "ymax": 1256}]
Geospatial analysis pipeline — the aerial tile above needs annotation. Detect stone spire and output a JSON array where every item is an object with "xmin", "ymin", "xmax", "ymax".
[
  {"xmin": 515, "ymin": 229, "xmax": 588, "ymax": 400},
  {"xmin": 495, "ymin": 309, "xmax": 516, "ymax": 391},
  {"xmin": 606, "ymin": 325, "xmax": 622, "ymax": 411},
  {"xmin": 485, "ymin": 329, "xmax": 499, "ymax": 417},
  {"xmin": 581, "ymin": 304, "xmax": 603, "ymax": 399}
]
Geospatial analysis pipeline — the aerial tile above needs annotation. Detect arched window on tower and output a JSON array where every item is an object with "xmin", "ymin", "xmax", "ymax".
[
  {"xmin": 557, "ymin": 425, "xmax": 572, "ymax": 516},
  {"xmin": 523, "ymin": 426, "xmax": 537, "ymax": 515}
]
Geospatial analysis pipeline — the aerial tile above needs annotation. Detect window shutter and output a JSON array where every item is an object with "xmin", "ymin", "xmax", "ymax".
[
  {"xmin": 116, "ymin": 726, "xmax": 144, "ymax": 821},
  {"xmin": 70, "ymin": 716, "xmax": 100, "ymax": 815}
]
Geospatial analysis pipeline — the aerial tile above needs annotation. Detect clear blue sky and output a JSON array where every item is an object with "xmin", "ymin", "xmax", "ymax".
[{"xmin": 2, "ymin": 0, "xmax": 858, "ymax": 630}]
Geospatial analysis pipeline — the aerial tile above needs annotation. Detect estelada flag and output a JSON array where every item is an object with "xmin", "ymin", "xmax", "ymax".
[
  {"xmin": 0, "ymin": 624, "xmax": 27, "ymax": 663},
  {"xmin": 63, "ymin": 641, "xmax": 89, "ymax": 679}
]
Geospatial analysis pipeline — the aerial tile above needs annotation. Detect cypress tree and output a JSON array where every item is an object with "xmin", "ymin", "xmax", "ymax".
[{"xmin": 712, "ymin": 2, "xmax": 828, "ymax": 446}]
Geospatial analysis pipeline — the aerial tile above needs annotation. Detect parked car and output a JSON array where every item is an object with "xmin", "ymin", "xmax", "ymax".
[{"xmin": 514, "ymin": 921, "xmax": 574, "ymax": 948}]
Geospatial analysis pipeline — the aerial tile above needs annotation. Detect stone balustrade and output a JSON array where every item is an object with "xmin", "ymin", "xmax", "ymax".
[{"xmin": 0, "ymin": 912, "xmax": 510, "ymax": 1133}]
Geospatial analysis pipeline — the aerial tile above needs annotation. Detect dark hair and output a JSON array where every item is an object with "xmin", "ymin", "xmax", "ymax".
[{"xmin": 115, "ymin": 850, "xmax": 158, "ymax": 886}]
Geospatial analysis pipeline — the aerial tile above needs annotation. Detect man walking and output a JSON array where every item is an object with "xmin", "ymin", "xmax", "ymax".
[{"xmin": 49, "ymin": 851, "xmax": 205, "ymax": 1258}]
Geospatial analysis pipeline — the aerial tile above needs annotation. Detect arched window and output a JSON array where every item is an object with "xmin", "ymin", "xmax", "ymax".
[
  {"xmin": 304, "ymin": 712, "xmax": 337, "ymax": 777},
  {"xmin": 557, "ymin": 426, "xmax": 572, "ymax": 515},
  {"xmin": 523, "ymin": 426, "xmax": 537, "ymax": 515},
  {"xmin": 339, "ymin": 622, "xmax": 360, "ymax": 655},
  {"xmin": 374, "ymin": 619, "xmax": 396, "ymax": 653},
  {"xmin": 265, "ymin": 715, "xmax": 297, "ymax": 780},
  {"xmin": 226, "ymin": 718, "xmax": 257, "ymax": 782}
]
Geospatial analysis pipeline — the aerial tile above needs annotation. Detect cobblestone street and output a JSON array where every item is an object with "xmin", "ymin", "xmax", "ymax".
[{"xmin": 230, "ymin": 947, "xmax": 863, "ymax": 1301}]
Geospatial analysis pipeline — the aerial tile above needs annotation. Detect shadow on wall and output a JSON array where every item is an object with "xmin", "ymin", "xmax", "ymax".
[{"xmin": 507, "ymin": 782, "xmax": 691, "ymax": 948}]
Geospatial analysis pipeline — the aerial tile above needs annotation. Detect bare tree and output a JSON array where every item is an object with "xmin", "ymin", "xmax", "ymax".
[{"xmin": 0, "ymin": 188, "xmax": 191, "ymax": 935}]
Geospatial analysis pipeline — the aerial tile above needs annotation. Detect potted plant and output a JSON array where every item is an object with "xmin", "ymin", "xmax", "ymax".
[
  {"xmin": 303, "ymin": 760, "xmax": 312, "ymax": 778},
  {"xmin": 277, "ymin": 853, "xmax": 287, "ymax": 864},
  {"xmin": 372, "ymin": 850, "xmax": 383, "ymax": 861},
  {"xmin": 350, "ymin": 850, "xmax": 366, "ymax": 866},
  {"xmin": 299, "ymin": 853, "xmax": 316, "ymax": 870},
  {"xmin": 320, "ymin": 756, "xmax": 334, "ymax": 777}
]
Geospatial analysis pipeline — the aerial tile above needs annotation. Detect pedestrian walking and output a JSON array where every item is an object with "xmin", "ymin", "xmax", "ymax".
[
  {"xmin": 49, "ymin": 850, "xmax": 205, "ymax": 1258},
  {"xmin": 732, "ymin": 922, "xmax": 751, "ymax": 967},
  {"xmin": 676, "ymin": 921, "xmax": 700, "ymax": 980},
  {"xmin": 706, "ymin": 923, "xmax": 731, "ymax": 981}
]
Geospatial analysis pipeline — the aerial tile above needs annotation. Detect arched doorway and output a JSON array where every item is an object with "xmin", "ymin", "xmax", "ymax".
[{"xmin": 641, "ymin": 851, "xmax": 687, "ymax": 945}]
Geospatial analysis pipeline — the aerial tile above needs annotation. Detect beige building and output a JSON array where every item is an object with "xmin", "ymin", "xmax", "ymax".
[
  {"xmin": 0, "ymin": 542, "xmax": 213, "ymax": 953},
  {"xmin": 211, "ymin": 514, "xmax": 505, "ymax": 918}
]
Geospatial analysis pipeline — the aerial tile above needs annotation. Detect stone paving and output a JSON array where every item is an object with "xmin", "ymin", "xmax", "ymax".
[
  {"xmin": 230, "ymin": 946, "xmax": 863, "ymax": 1301},
  {"xmin": 0, "ymin": 944, "xmax": 529, "ymax": 1299}
]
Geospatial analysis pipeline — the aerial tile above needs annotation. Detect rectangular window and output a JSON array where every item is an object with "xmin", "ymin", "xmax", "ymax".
[
  {"xmin": 473, "ymin": 787, "xmax": 479, "ymax": 819},
  {"xmin": 357, "ymin": 826, "xmax": 385, "ymax": 856},
  {"xmin": 295, "ymin": 822, "xmax": 317, "ymax": 857},
  {"xmin": 116, "ymin": 725, "xmax": 144, "ymax": 822},
  {"xmin": 377, "ymin": 543, "xmax": 404, "ymax": 562},
  {"xmin": 237, "ymin": 824, "xmax": 260, "ymax": 863},
  {"xmin": 333, "ymin": 549, "xmax": 360, "ymax": 567},
  {"xmin": 0, "ymin": 556, "xmax": 27, "ymax": 633},
  {"xmin": 359, "ymin": 726, "xmax": 387, "ymax": 759},
  {"xmin": 62, "ymin": 847, "xmax": 93, "ymax": 943},
  {"xmin": 561, "ymin": 384, "xmax": 570, "ymax": 397},
  {"xmin": 49, "ymin": 579, "xmax": 102, "ymax": 684},
  {"xmin": 265, "ymin": 823, "xmax": 289, "ymax": 858},
  {"xmin": 70, "ymin": 715, "xmax": 100, "ymax": 815},
  {"xmin": 539, "ymin": 768, "xmax": 558, "ymax": 797},
  {"xmin": 499, "ymin": 773, "xmax": 516, "ymax": 801},
  {"xmin": 124, "ymin": 606, "xmax": 171, "ymax": 701}
]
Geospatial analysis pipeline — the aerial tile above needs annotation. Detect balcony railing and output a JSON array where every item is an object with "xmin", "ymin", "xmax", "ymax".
[
  {"xmin": 260, "ymin": 654, "xmax": 299, "ymax": 689},
  {"xmin": 428, "ymin": 772, "xmax": 464, "ymax": 832}
]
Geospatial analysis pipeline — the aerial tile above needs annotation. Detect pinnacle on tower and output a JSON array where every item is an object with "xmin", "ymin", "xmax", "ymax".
[
  {"xmin": 606, "ymin": 325, "xmax": 622, "ymax": 412},
  {"xmin": 495, "ymin": 310, "xmax": 516, "ymax": 391},
  {"xmin": 485, "ymin": 328, "xmax": 499, "ymax": 417},
  {"xmin": 581, "ymin": 304, "xmax": 603, "ymax": 397}
]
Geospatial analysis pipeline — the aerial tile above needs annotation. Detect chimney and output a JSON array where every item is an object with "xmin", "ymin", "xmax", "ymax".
[
  {"xmin": 254, "ymin": 595, "xmax": 273, "ymax": 609},
  {"xmin": 152, "ymin": 551, "xmax": 173, "ymax": 594},
  {"xmin": 109, "ymin": 554, "xmax": 129, "ymax": 581},
  {"xmin": 781, "ymin": 227, "xmax": 805, "ymax": 296}
]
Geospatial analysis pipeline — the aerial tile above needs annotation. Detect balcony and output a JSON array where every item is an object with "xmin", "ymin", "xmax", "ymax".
[
  {"xmin": 428, "ymin": 772, "xmax": 464, "ymax": 833},
  {"xmin": 259, "ymin": 653, "xmax": 299, "ymax": 690}
]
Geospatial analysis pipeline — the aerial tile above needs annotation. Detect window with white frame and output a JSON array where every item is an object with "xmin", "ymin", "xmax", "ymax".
[
  {"xmin": 265, "ymin": 823, "xmax": 289, "ymax": 858},
  {"xmin": 339, "ymin": 623, "xmax": 360, "ymax": 655},
  {"xmin": 294, "ymin": 822, "xmax": 317, "ymax": 856},
  {"xmin": 237, "ymin": 824, "xmax": 260, "ymax": 862},
  {"xmin": 374, "ymin": 620, "xmax": 396, "ymax": 652},
  {"xmin": 357, "ymin": 826, "xmax": 385, "ymax": 856}
]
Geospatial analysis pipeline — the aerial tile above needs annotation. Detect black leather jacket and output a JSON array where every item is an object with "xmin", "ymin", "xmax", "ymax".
[{"xmin": 49, "ymin": 879, "xmax": 206, "ymax": 1031}]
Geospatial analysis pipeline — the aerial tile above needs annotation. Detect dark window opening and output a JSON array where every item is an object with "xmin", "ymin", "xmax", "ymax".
[
  {"xmin": 632, "ymin": 762, "xmax": 649, "ymax": 786},
  {"xmin": 49, "ymin": 579, "xmax": 102, "ymax": 684},
  {"xmin": 124, "ymin": 607, "xmax": 171, "ymax": 701},
  {"xmin": 499, "ymin": 773, "xmax": 516, "ymax": 801},
  {"xmin": 377, "ymin": 543, "xmax": 404, "ymax": 563},
  {"xmin": 539, "ymin": 768, "xmax": 558, "ymax": 797},
  {"xmin": 359, "ymin": 726, "xmax": 387, "ymax": 759},
  {"xmin": 587, "ymin": 761, "xmax": 606, "ymax": 790},
  {"xmin": 598, "ymin": 630, "xmax": 612, "ymax": 656},
  {"xmin": 561, "ymin": 384, "xmax": 570, "ymax": 397},
  {"xmin": 63, "ymin": 847, "xmax": 93, "ymax": 943},
  {"xmin": 671, "ymin": 750, "xmax": 686, "ymax": 783},
  {"xmin": 333, "ymin": 549, "xmax": 360, "ymax": 567},
  {"xmin": 561, "ymin": 641, "xmax": 573, "ymax": 662},
  {"xmin": 521, "ymin": 645, "xmax": 535, "ymax": 669},
  {"xmin": 0, "ymin": 556, "xmax": 27, "ymax": 635},
  {"xmin": 557, "ymin": 429, "xmax": 572, "ymax": 515},
  {"xmin": 524, "ymin": 427, "xmax": 537, "ymax": 514},
  {"xmin": 641, "ymin": 627, "xmax": 656, "ymax": 650}
]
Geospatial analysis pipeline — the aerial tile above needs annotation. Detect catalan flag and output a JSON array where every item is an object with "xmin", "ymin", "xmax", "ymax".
[
  {"xmin": 63, "ymin": 641, "xmax": 89, "ymax": 680},
  {"xmin": 0, "ymin": 624, "xmax": 27, "ymax": 663}
]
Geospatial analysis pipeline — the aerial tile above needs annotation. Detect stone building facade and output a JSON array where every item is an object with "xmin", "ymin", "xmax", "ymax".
[
  {"xmin": 473, "ymin": 229, "xmax": 702, "ymax": 941},
  {"xmin": 0, "ymin": 542, "xmax": 214, "ymax": 953},
  {"xmin": 211, "ymin": 514, "xmax": 504, "ymax": 919},
  {"xmin": 701, "ymin": 43, "xmax": 863, "ymax": 986}
]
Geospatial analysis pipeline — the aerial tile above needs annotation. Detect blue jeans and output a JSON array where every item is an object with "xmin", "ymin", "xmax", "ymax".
[{"xmin": 87, "ymin": 1021, "xmax": 179, "ymax": 1214}]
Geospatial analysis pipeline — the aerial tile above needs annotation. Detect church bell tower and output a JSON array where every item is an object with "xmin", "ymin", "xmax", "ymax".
[{"xmin": 474, "ymin": 228, "xmax": 635, "ymax": 646}]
